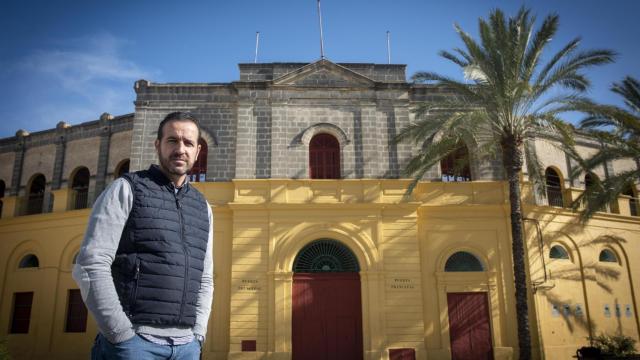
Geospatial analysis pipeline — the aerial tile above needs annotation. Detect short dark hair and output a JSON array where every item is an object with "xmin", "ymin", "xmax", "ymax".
[{"xmin": 157, "ymin": 112, "xmax": 201, "ymax": 141}]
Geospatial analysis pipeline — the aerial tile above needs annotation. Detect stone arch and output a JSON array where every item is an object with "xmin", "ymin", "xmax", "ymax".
[
  {"xmin": 6, "ymin": 240, "xmax": 44, "ymax": 272},
  {"xmin": 26, "ymin": 173, "xmax": 46, "ymax": 194},
  {"xmin": 545, "ymin": 166, "xmax": 566, "ymax": 207},
  {"xmin": 549, "ymin": 243, "xmax": 572, "ymax": 261},
  {"xmin": 544, "ymin": 231, "xmax": 597, "ymax": 339},
  {"xmin": 0, "ymin": 179, "xmax": 5, "ymax": 218},
  {"xmin": 599, "ymin": 247, "xmax": 621, "ymax": 265},
  {"xmin": 430, "ymin": 130, "xmax": 482, "ymax": 181},
  {"xmin": 545, "ymin": 231, "xmax": 586, "ymax": 268},
  {"xmin": 273, "ymin": 222, "xmax": 379, "ymax": 273},
  {"xmin": 114, "ymin": 158, "xmax": 130, "ymax": 178},
  {"xmin": 270, "ymin": 222, "xmax": 382, "ymax": 356},
  {"xmin": 199, "ymin": 128, "xmax": 218, "ymax": 148},
  {"xmin": 593, "ymin": 235, "xmax": 640, "ymax": 338},
  {"xmin": 69, "ymin": 166, "xmax": 90, "ymax": 210},
  {"xmin": 300, "ymin": 123, "xmax": 350, "ymax": 149},
  {"xmin": 545, "ymin": 232, "xmax": 578, "ymax": 263},
  {"xmin": 59, "ymin": 234, "xmax": 84, "ymax": 271},
  {"xmin": 437, "ymin": 245, "xmax": 491, "ymax": 273}
]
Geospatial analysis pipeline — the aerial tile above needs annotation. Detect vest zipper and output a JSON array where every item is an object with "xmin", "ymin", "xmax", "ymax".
[
  {"xmin": 176, "ymin": 196, "xmax": 190, "ymax": 323},
  {"xmin": 129, "ymin": 259, "xmax": 140, "ymax": 317}
]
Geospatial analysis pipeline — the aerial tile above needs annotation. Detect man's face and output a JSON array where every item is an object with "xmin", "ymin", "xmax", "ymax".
[{"xmin": 155, "ymin": 120, "xmax": 201, "ymax": 184}]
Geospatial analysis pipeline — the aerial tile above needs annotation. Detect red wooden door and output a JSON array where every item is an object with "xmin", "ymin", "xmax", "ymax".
[
  {"xmin": 447, "ymin": 292, "xmax": 493, "ymax": 360},
  {"xmin": 309, "ymin": 134, "xmax": 340, "ymax": 179},
  {"xmin": 292, "ymin": 273, "xmax": 363, "ymax": 360}
]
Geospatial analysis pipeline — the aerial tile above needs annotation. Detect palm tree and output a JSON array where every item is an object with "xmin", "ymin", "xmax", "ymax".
[
  {"xmin": 396, "ymin": 7, "xmax": 615, "ymax": 359},
  {"xmin": 569, "ymin": 76, "xmax": 640, "ymax": 220}
]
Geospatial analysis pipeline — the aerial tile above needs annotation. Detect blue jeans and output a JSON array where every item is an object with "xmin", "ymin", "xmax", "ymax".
[{"xmin": 91, "ymin": 334, "xmax": 201, "ymax": 360}]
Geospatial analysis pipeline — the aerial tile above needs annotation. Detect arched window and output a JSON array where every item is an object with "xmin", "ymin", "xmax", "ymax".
[
  {"xmin": 70, "ymin": 167, "xmax": 90, "ymax": 210},
  {"xmin": 115, "ymin": 159, "xmax": 130, "ymax": 178},
  {"xmin": 309, "ymin": 134, "xmax": 340, "ymax": 179},
  {"xmin": 622, "ymin": 184, "xmax": 638, "ymax": 216},
  {"xmin": 0, "ymin": 179, "xmax": 5, "ymax": 218},
  {"xmin": 189, "ymin": 139, "xmax": 208, "ymax": 182},
  {"xmin": 293, "ymin": 240, "xmax": 359, "ymax": 272},
  {"xmin": 549, "ymin": 245, "xmax": 569, "ymax": 260},
  {"xmin": 444, "ymin": 251, "xmax": 484, "ymax": 272},
  {"xmin": 27, "ymin": 174, "xmax": 46, "ymax": 215},
  {"xmin": 545, "ymin": 168, "xmax": 564, "ymax": 207},
  {"xmin": 72, "ymin": 252, "xmax": 79, "ymax": 265},
  {"xmin": 18, "ymin": 254, "xmax": 39, "ymax": 268},
  {"xmin": 584, "ymin": 173, "xmax": 599, "ymax": 190},
  {"xmin": 599, "ymin": 249, "xmax": 618, "ymax": 263},
  {"xmin": 440, "ymin": 144, "xmax": 471, "ymax": 182},
  {"xmin": 584, "ymin": 173, "xmax": 608, "ymax": 212}
]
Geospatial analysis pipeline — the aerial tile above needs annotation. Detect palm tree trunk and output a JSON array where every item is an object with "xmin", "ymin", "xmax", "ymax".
[{"xmin": 502, "ymin": 136, "xmax": 532, "ymax": 360}]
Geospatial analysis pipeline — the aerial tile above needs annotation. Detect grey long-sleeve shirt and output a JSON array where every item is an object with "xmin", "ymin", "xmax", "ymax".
[{"xmin": 72, "ymin": 178, "xmax": 214, "ymax": 344}]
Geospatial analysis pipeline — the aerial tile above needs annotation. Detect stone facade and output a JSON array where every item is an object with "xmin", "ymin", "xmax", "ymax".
[
  {"xmin": 0, "ymin": 60, "xmax": 639, "ymax": 360},
  {"xmin": 0, "ymin": 59, "xmax": 637, "ymax": 217}
]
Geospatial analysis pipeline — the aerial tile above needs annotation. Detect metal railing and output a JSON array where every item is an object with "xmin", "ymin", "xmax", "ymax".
[{"xmin": 72, "ymin": 189, "xmax": 89, "ymax": 210}]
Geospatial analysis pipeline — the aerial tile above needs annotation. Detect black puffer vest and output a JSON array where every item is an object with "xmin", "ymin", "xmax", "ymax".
[{"xmin": 113, "ymin": 165, "xmax": 210, "ymax": 327}]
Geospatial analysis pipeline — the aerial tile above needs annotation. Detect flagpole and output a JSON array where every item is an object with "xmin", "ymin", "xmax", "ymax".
[
  {"xmin": 254, "ymin": 31, "xmax": 260, "ymax": 63},
  {"xmin": 386, "ymin": 31, "xmax": 391, "ymax": 64},
  {"xmin": 317, "ymin": 0, "xmax": 325, "ymax": 59}
]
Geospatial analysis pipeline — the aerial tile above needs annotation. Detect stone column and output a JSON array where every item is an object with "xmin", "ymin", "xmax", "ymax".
[
  {"xmin": 565, "ymin": 151, "xmax": 577, "ymax": 187},
  {"xmin": 10, "ymin": 130, "xmax": 28, "ymax": 196},
  {"xmin": 235, "ymin": 101, "xmax": 257, "ymax": 178},
  {"xmin": 254, "ymin": 99, "xmax": 272, "ymax": 179},
  {"xmin": 51, "ymin": 121, "xmax": 70, "ymax": 190},
  {"xmin": 94, "ymin": 113, "xmax": 113, "ymax": 201}
]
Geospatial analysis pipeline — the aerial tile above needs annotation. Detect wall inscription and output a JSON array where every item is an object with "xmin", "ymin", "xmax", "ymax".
[
  {"xmin": 389, "ymin": 278, "xmax": 415, "ymax": 290},
  {"xmin": 237, "ymin": 279, "xmax": 262, "ymax": 292}
]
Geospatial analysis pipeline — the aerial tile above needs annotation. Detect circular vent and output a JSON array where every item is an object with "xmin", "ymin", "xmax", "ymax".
[{"xmin": 293, "ymin": 240, "xmax": 360, "ymax": 273}]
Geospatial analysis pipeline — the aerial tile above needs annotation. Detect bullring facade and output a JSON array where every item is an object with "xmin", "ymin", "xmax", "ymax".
[{"xmin": 0, "ymin": 59, "xmax": 638, "ymax": 359}]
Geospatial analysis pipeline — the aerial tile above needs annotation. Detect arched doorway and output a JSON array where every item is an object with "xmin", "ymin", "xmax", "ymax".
[
  {"xmin": 292, "ymin": 239, "xmax": 363, "ymax": 360},
  {"xmin": 27, "ymin": 174, "xmax": 46, "ymax": 215},
  {"xmin": 545, "ymin": 167, "xmax": 564, "ymax": 207},
  {"xmin": 70, "ymin": 167, "xmax": 90, "ymax": 210},
  {"xmin": 189, "ymin": 139, "xmax": 208, "ymax": 182},
  {"xmin": 440, "ymin": 143, "xmax": 472, "ymax": 182},
  {"xmin": 309, "ymin": 134, "xmax": 340, "ymax": 179}
]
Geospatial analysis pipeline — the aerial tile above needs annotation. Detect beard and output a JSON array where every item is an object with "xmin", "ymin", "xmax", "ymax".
[{"xmin": 158, "ymin": 154, "xmax": 192, "ymax": 177}]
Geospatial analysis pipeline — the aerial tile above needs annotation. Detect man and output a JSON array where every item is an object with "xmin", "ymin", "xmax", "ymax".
[{"xmin": 73, "ymin": 112, "xmax": 213, "ymax": 359}]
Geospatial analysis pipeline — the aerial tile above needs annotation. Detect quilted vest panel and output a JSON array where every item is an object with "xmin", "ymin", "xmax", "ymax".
[{"xmin": 112, "ymin": 165, "xmax": 210, "ymax": 327}]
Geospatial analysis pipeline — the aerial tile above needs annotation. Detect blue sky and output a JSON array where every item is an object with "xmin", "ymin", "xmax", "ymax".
[{"xmin": 1, "ymin": 0, "xmax": 639, "ymax": 138}]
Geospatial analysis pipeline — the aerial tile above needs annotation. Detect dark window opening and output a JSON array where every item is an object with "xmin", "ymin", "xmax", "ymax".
[
  {"xmin": 10, "ymin": 292, "xmax": 33, "ymax": 334},
  {"xmin": 65, "ymin": 289, "xmax": 87, "ymax": 332},
  {"xmin": 440, "ymin": 145, "xmax": 471, "ymax": 182},
  {"xmin": 71, "ymin": 167, "xmax": 90, "ymax": 210},
  {"xmin": 27, "ymin": 174, "xmax": 46, "ymax": 215},
  {"xmin": 444, "ymin": 251, "xmax": 484, "ymax": 272},
  {"xmin": 622, "ymin": 184, "xmax": 638, "ymax": 216},
  {"xmin": 584, "ymin": 173, "xmax": 607, "ymax": 212},
  {"xmin": 0, "ymin": 179, "xmax": 5, "ymax": 218},
  {"xmin": 549, "ymin": 245, "xmax": 569, "ymax": 260},
  {"xmin": 293, "ymin": 239, "xmax": 359, "ymax": 272},
  {"xmin": 18, "ymin": 254, "xmax": 39, "ymax": 268},
  {"xmin": 189, "ymin": 139, "xmax": 208, "ymax": 182},
  {"xmin": 116, "ymin": 159, "xmax": 130, "ymax": 178},
  {"xmin": 599, "ymin": 249, "xmax": 618, "ymax": 263},
  {"xmin": 309, "ymin": 134, "xmax": 340, "ymax": 179},
  {"xmin": 545, "ymin": 168, "xmax": 564, "ymax": 207}
]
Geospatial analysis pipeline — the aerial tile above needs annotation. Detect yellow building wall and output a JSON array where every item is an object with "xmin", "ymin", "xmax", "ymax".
[{"xmin": 0, "ymin": 180, "xmax": 638, "ymax": 360}]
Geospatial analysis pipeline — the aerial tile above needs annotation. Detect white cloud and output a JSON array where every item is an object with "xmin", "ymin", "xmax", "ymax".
[
  {"xmin": 1, "ymin": 33, "xmax": 159, "ymax": 135},
  {"xmin": 20, "ymin": 32, "xmax": 153, "ymax": 88}
]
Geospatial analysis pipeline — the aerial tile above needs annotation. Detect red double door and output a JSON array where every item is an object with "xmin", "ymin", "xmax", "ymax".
[
  {"xmin": 447, "ymin": 292, "xmax": 494, "ymax": 360},
  {"xmin": 292, "ymin": 273, "xmax": 363, "ymax": 360}
]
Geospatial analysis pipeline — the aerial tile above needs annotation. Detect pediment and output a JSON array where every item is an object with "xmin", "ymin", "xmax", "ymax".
[{"xmin": 272, "ymin": 59, "xmax": 375, "ymax": 88}]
